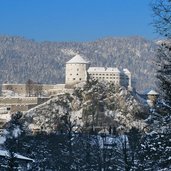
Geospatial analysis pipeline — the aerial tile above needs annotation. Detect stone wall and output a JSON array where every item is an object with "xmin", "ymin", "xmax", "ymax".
[
  {"xmin": 0, "ymin": 97, "xmax": 50, "ymax": 113},
  {"xmin": 2, "ymin": 84, "xmax": 27, "ymax": 96},
  {"xmin": 0, "ymin": 97, "xmax": 38, "ymax": 105},
  {"xmin": 2, "ymin": 84, "xmax": 59, "ymax": 97}
]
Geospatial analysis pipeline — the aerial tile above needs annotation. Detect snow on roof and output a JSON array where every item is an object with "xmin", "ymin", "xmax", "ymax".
[
  {"xmin": 0, "ymin": 150, "xmax": 34, "ymax": 162},
  {"xmin": 88, "ymin": 67, "xmax": 120, "ymax": 73},
  {"xmin": 66, "ymin": 54, "xmax": 89, "ymax": 64},
  {"xmin": 147, "ymin": 90, "xmax": 159, "ymax": 95},
  {"xmin": 123, "ymin": 68, "xmax": 130, "ymax": 73}
]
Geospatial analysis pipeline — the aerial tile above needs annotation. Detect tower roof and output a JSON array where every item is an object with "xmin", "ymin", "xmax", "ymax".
[
  {"xmin": 66, "ymin": 54, "xmax": 89, "ymax": 64},
  {"xmin": 147, "ymin": 90, "xmax": 159, "ymax": 95}
]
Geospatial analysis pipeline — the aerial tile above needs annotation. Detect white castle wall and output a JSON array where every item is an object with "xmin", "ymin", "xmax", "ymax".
[
  {"xmin": 65, "ymin": 63, "xmax": 88, "ymax": 86},
  {"xmin": 88, "ymin": 67, "xmax": 121, "ymax": 85}
]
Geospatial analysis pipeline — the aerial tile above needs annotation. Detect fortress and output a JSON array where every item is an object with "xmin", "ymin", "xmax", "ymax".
[
  {"xmin": 2, "ymin": 54, "xmax": 132, "ymax": 97},
  {"xmin": 65, "ymin": 54, "xmax": 131, "ymax": 89},
  {"xmin": 0, "ymin": 54, "xmax": 132, "ymax": 121}
]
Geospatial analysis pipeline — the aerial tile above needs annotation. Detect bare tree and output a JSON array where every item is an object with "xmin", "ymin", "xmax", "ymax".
[
  {"xmin": 26, "ymin": 79, "xmax": 35, "ymax": 97},
  {"xmin": 26, "ymin": 79, "xmax": 43, "ymax": 97},
  {"xmin": 152, "ymin": 0, "xmax": 171, "ymax": 38}
]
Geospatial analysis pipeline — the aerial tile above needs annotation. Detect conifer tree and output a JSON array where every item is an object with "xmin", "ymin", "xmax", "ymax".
[
  {"xmin": 152, "ymin": 0, "xmax": 171, "ymax": 109},
  {"xmin": 136, "ymin": 1, "xmax": 171, "ymax": 169}
]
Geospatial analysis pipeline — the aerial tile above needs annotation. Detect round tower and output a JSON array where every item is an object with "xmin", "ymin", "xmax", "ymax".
[
  {"xmin": 65, "ymin": 54, "xmax": 89, "ymax": 88},
  {"xmin": 147, "ymin": 90, "xmax": 159, "ymax": 107}
]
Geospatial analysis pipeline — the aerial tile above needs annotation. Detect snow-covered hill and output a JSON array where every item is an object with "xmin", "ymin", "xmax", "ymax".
[{"xmin": 22, "ymin": 80, "xmax": 148, "ymax": 133}]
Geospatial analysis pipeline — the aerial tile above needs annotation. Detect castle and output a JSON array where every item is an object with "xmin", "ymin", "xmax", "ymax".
[
  {"xmin": 0, "ymin": 54, "xmax": 132, "ymax": 116},
  {"xmin": 65, "ymin": 54, "xmax": 131, "ymax": 89}
]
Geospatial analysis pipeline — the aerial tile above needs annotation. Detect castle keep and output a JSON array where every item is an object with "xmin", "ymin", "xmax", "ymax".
[{"xmin": 65, "ymin": 54, "xmax": 90, "ymax": 88}]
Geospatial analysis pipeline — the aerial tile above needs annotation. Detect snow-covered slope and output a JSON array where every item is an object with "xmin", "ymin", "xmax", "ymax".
[{"xmin": 23, "ymin": 80, "xmax": 148, "ymax": 133}]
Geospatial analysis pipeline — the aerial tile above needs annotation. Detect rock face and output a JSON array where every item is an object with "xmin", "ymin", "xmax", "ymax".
[
  {"xmin": 23, "ymin": 80, "xmax": 148, "ymax": 133},
  {"xmin": 0, "ymin": 35, "xmax": 156, "ymax": 91}
]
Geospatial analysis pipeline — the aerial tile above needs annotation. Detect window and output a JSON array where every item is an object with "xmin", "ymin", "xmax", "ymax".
[
  {"xmin": 7, "ymin": 107, "xmax": 10, "ymax": 111},
  {"xmin": 77, "ymin": 73, "xmax": 79, "ymax": 75},
  {"xmin": 73, "ymin": 78, "xmax": 76, "ymax": 80},
  {"xmin": 77, "ymin": 68, "xmax": 79, "ymax": 71},
  {"xmin": 79, "ymin": 78, "xmax": 82, "ymax": 80}
]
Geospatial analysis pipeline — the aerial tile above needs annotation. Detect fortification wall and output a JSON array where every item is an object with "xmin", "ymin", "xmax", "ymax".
[
  {"xmin": 0, "ymin": 97, "xmax": 38, "ymax": 105},
  {"xmin": 0, "ymin": 97, "xmax": 50, "ymax": 113},
  {"xmin": 2, "ymin": 84, "xmax": 27, "ymax": 95},
  {"xmin": 2, "ymin": 84, "xmax": 57, "ymax": 97}
]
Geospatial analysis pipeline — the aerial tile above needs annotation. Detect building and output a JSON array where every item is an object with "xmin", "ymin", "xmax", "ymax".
[
  {"xmin": 147, "ymin": 90, "xmax": 159, "ymax": 107},
  {"xmin": 0, "ymin": 149, "xmax": 34, "ymax": 171},
  {"xmin": 66, "ymin": 54, "xmax": 131, "ymax": 89},
  {"xmin": 88, "ymin": 67, "xmax": 131, "ymax": 88}
]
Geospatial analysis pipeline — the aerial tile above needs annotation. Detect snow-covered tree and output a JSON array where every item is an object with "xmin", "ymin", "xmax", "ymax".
[
  {"xmin": 136, "ymin": 1, "xmax": 171, "ymax": 169},
  {"xmin": 3, "ymin": 111, "xmax": 24, "ymax": 170}
]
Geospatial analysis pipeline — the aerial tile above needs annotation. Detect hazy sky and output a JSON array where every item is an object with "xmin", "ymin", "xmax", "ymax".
[{"xmin": 0, "ymin": 0, "xmax": 157, "ymax": 42}]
